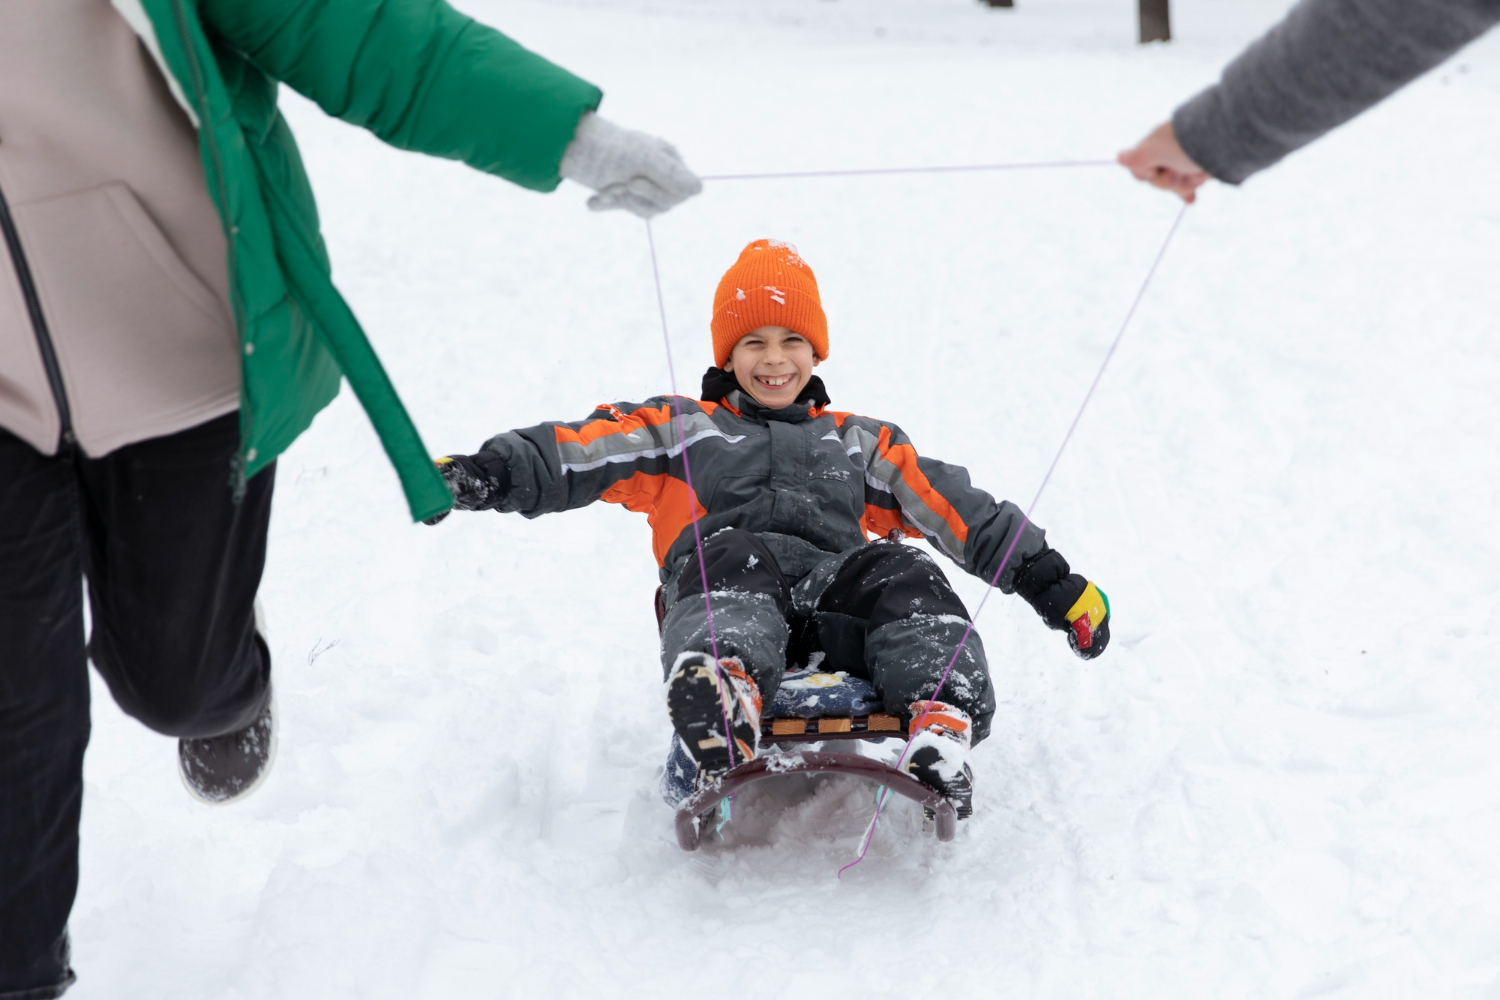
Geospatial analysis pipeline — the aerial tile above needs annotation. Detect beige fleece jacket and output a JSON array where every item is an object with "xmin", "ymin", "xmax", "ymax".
[{"xmin": 0, "ymin": 0, "xmax": 240, "ymax": 458}]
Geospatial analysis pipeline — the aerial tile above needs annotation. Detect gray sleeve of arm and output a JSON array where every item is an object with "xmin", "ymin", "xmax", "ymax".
[
  {"xmin": 962, "ymin": 499, "xmax": 1048, "ymax": 593},
  {"xmin": 911, "ymin": 453, "xmax": 1049, "ymax": 592},
  {"xmin": 1172, "ymin": 0, "xmax": 1500, "ymax": 184},
  {"xmin": 853, "ymin": 415, "xmax": 1048, "ymax": 589},
  {"xmin": 479, "ymin": 397, "xmax": 683, "ymax": 517},
  {"xmin": 481, "ymin": 425, "xmax": 569, "ymax": 517}
]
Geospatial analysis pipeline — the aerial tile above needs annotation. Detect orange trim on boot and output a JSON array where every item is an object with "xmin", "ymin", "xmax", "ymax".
[
  {"xmin": 718, "ymin": 657, "xmax": 763, "ymax": 719},
  {"xmin": 908, "ymin": 700, "xmax": 973, "ymax": 746},
  {"xmin": 714, "ymin": 657, "xmax": 761, "ymax": 765}
]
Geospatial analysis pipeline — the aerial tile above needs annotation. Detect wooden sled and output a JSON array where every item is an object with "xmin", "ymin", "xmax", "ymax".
[{"xmin": 656, "ymin": 587, "xmax": 960, "ymax": 851}]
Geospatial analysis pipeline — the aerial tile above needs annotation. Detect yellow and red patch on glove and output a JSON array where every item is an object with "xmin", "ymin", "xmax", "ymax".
[{"xmin": 1064, "ymin": 582, "xmax": 1110, "ymax": 651}]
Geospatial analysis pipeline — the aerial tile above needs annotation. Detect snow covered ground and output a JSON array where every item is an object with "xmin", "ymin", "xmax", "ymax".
[{"xmin": 70, "ymin": 1, "xmax": 1500, "ymax": 996}]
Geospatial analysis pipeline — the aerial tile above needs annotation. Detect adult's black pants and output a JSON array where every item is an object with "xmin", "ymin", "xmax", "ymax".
[{"xmin": 0, "ymin": 413, "xmax": 273, "ymax": 1000}]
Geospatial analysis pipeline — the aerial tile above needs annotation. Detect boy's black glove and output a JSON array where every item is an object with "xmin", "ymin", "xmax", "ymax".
[
  {"xmin": 1012, "ymin": 548, "xmax": 1111, "ymax": 660},
  {"xmin": 423, "ymin": 452, "xmax": 511, "ymax": 525}
]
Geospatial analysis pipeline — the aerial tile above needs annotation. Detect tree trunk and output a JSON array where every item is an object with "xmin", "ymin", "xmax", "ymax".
[{"xmin": 1139, "ymin": 0, "xmax": 1170, "ymax": 42}]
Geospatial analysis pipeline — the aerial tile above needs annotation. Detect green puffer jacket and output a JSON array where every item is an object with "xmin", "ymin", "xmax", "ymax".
[{"xmin": 138, "ymin": 0, "xmax": 602, "ymax": 520}]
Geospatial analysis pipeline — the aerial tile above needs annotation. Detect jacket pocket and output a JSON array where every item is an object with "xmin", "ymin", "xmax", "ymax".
[
  {"xmin": 13, "ymin": 182, "xmax": 240, "ymax": 453},
  {"xmin": 709, "ymin": 473, "xmax": 770, "ymax": 512},
  {"xmin": 808, "ymin": 469, "xmax": 860, "ymax": 514}
]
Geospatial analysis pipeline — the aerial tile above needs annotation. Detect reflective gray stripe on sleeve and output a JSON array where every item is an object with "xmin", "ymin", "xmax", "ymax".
[{"xmin": 556, "ymin": 410, "xmax": 745, "ymax": 474}]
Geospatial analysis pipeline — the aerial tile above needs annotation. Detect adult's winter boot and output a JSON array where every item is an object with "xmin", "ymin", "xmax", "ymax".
[
  {"xmin": 178, "ymin": 684, "xmax": 277, "ymax": 804},
  {"xmin": 903, "ymin": 700, "xmax": 974, "ymax": 820},
  {"xmin": 665, "ymin": 652, "xmax": 761, "ymax": 776}
]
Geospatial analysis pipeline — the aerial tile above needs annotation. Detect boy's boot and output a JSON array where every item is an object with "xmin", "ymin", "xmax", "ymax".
[
  {"xmin": 666, "ymin": 652, "xmax": 762, "ymax": 776},
  {"xmin": 903, "ymin": 700, "xmax": 974, "ymax": 820}
]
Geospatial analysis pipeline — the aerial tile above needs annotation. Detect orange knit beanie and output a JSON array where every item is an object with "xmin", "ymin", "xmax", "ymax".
[{"xmin": 710, "ymin": 239, "xmax": 829, "ymax": 368}]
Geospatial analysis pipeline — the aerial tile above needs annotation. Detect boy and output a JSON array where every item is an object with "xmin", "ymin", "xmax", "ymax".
[{"xmin": 430, "ymin": 239, "xmax": 1110, "ymax": 818}]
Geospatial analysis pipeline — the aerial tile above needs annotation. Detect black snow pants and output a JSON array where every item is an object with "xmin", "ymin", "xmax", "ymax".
[
  {"xmin": 0, "ymin": 413, "xmax": 273, "ymax": 1000},
  {"xmin": 661, "ymin": 528, "xmax": 996, "ymax": 741}
]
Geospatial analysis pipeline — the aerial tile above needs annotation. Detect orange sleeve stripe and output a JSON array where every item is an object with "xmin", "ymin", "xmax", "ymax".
[
  {"xmin": 877, "ymin": 427, "xmax": 970, "ymax": 545},
  {"xmin": 554, "ymin": 403, "xmax": 677, "ymax": 447},
  {"xmin": 600, "ymin": 470, "xmax": 707, "ymax": 567}
]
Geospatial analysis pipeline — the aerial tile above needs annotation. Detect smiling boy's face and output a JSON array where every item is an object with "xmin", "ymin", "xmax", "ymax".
[{"xmin": 724, "ymin": 325, "xmax": 821, "ymax": 409}]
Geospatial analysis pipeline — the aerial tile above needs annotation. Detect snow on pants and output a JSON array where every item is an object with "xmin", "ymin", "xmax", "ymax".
[
  {"xmin": 660, "ymin": 528, "xmax": 995, "ymax": 741},
  {"xmin": 0, "ymin": 413, "xmax": 273, "ymax": 1000}
]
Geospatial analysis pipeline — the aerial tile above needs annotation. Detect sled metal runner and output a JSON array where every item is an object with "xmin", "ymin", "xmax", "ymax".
[{"xmin": 673, "ymin": 713, "xmax": 959, "ymax": 851}]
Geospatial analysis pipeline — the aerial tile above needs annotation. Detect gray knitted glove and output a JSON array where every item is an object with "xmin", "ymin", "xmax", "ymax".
[{"xmin": 559, "ymin": 112, "xmax": 702, "ymax": 218}]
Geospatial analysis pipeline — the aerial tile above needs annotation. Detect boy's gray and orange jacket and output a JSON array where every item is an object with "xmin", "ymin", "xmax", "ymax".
[{"xmin": 484, "ymin": 375, "xmax": 1049, "ymax": 587}]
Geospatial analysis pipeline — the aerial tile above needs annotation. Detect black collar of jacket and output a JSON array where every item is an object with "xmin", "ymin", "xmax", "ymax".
[{"xmin": 700, "ymin": 367, "xmax": 830, "ymax": 424}]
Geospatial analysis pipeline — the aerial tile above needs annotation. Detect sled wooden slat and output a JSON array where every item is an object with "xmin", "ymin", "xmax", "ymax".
[{"xmin": 761, "ymin": 712, "xmax": 907, "ymax": 745}]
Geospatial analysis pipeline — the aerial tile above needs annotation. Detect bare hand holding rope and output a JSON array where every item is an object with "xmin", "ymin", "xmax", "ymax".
[{"xmin": 1117, "ymin": 122, "xmax": 1208, "ymax": 204}]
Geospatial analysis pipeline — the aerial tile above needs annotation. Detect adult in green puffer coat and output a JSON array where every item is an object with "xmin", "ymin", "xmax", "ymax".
[
  {"xmin": 0, "ymin": 2, "xmax": 700, "ymax": 996},
  {"xmin": 146, "ymin": 0, "xmax": 698, "ymax": 520}
]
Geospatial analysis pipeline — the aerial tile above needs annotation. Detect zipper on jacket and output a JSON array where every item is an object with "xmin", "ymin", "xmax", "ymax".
[{"xmin": 0, "ymin": 180, "xmax": 74, "ymax": 449}]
